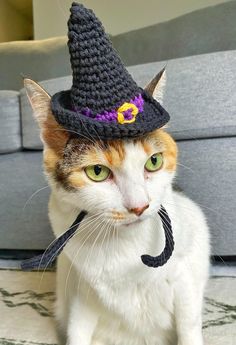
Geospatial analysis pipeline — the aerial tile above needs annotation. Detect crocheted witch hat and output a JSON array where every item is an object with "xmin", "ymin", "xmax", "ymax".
[{"xmin": 51, "ymin": 2, "xmax": 170, "ymax": 140}]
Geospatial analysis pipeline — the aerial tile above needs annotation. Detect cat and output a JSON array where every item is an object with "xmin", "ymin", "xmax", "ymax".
[{"xmin": 24, "ymin": 70, "xmax": 210, "ymax": 345}]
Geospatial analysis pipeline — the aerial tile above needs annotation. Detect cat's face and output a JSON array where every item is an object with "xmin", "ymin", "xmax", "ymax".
[
  {"xmin": 47, "ymin": 130, "xmax": 176, "ymax": 226},
  {"xmin": 24, "ymin": 72, "xmax": 177, "ymax": 227}
]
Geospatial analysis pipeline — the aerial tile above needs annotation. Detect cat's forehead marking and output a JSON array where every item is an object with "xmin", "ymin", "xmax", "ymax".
[
  {"xmin": 102, "ymin": 140, "xmax": 125, "ymax": 168},
  {"xmin": 64, "ymin": 137, "xmax": 91, "ymax": 156},
  {"xmin": 62, "ymin": 134, "xmax": 164, "ymax": 169}
]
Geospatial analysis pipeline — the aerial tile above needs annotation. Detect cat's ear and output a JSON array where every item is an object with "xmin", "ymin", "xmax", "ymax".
[
  {"xmin": 24, "ymin": 78, "xmax": 52, "ymax": 127},
  {"xmin": 144, "ymin": 67, "xmax": 166, "ymax": 104},
  {"xmin": 24, "ymin": 78, "xmax": 69, "ymax": 153}
]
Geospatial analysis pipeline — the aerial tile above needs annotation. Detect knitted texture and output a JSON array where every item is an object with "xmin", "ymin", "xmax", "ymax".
[
  {"xmin": 68, "ymin": 2, "xmax": 139, "ymax": 115},
  {"xmin": 77, "ymin": 93, "xmax": 144, "ymax": 123},
  {"xmin": 21, "ymin": 206, "xmax": 174, "ymax": 271},
  {"xmin": 21, "ymin": 211, "xmax": 87, "ymax": 271},
  {"xmin": 141, "ymin": 206, "xmax": 174, "ymax": 268},
  {"xmin": 50, "ymin": 2, "xmax": 170, "ymax": 139},
  {"xmin": 51, "ymin": 89, "xmax": 169, "ymax": 140}
]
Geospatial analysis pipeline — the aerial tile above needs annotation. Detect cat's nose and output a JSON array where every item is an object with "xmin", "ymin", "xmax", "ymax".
[{"xmin": 129, "ymin": 204, "xmax": 149, "ymax": 216}]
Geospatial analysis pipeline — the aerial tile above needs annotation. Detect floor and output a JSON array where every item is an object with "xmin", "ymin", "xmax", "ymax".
[{"xmin": 0, "ymin": 260, "xmax": 236, "ymax": 345}]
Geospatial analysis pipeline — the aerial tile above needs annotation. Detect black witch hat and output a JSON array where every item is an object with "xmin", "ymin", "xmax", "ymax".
[{"xmin": 51, "ymin": 2, "xmax": 170, "ymax": 140}]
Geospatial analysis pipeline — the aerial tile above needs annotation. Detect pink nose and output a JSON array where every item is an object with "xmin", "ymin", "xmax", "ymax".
[{"xmin": 129, "ymin": 204, "xmax": 149, "ymax": 216}]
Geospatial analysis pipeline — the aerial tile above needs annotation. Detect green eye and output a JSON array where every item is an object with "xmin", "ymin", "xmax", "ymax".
[
  {"xmin": 85, "ymin": 165, "xmax": 111, "ymax": 182},
  {"xmin": 145, "ymin": 153, "xmax": 163, "ymax": 172}
]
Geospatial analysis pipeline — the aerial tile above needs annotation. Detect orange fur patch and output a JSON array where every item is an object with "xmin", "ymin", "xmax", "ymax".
[
  {"xmin": 79, "ymin": 148, "xmax": 104, "ymax": 167},
  {"xmin": 43, "ymin": 148, "xmax": 60, "ymax": 173},
  {"xmin": 42, "ymin": 112, "xmax": 70, "ymax": 176},
  {"xmin": 103, "ymin": 140, "xmax": 125, "ymax": 168},
  {"xmin": 140, "ymin": 140, "xmax": 153, "ymax": 156},
  {"xmin": 112, "ymin": 211, "xmax": 125, "ymax": 220},
  {"xmin": 68, "ymin": 171, "xmax": 85, "ymax": 188},
  {"xmin": 42, "ymin": 111, "xmax": 69, "ymax": 156},
  {"xmin": 146, "ymin": 129, "xmax": 177, "ymax": 172}
]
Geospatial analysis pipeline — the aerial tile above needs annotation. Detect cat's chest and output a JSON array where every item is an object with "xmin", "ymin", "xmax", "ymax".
[{"xmin": 86, "ymin": 255, "xmax": 176, "ymax": 333}]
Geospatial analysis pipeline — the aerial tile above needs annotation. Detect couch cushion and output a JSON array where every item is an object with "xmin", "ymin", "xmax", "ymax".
[
  {"xmin": 112, "ymin": 0, "xmax": 236, "ymax": 66},
  {"xmin": 0, "ymin": 91, "xmax": 21, "ymax": 153},
  {"xmin": 20, "ymin": 76, "xmax": 72, "ymax": 150},
  {"xmin": 0, "ymin": 140, "xmax": 234, "ymax": 255},
  {"xmin": 0, "ymin": 151, "xmax": 54, "ymax": 250},
  {"xmin": 128, "ymin": 50, "xmax": 236, "ymax": 140},
  {"xmin": 176, "ymin": 136, "xmax": 236, "ymax": 256},
  {"xmin": 0, "ymin": 36, "xmax": 70, "ymax": 91}
]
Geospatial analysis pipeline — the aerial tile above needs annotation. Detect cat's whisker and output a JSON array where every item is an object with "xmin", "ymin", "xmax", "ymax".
[
  {"xmin": 64, "ymin": 213, "xmax": 106, "ymax": 299},
  {"xmin": 23, "ymin": 177, "xmax": 62, "ymax": 211},
  {"xmin": 64, "ymin": 223, "xmax": 104, "ymax": 297},
  {"xmin": 109, "ymin": 220, "xmax": 117, "ymax": 275},
  {"xmin": 165, "ymin": 196, "xmax": 230, "ymax": 221},
  {"xmin": 38, "ymin": 211, "xmax": 104, "ymax": 291},
  {"xmin": 115, "ymin": 221, "xmax": 119, "ymax": 258},
  {"xmin": 38, "ymin": 221, "xmax": 95, "ymax": 291},
  {"xmin": 38, "ymin": 210, "xmax": 102, "ymax": 270},
  {"xmin": 164, "ymin": 198, "xmax": 234, "ymax": 236},
  {"xmin": 85, "ymin": 221, "xmax": 111, "ymax": 304},
  {"xmin": 78, "ymin": 112, "xmax": 104, "ymax": 149},
  {"xmin": 84, "ymin": 226, "xmax": 107, "ymax": 304},
  {"xmin": 85, "ymin": 219, "xmax": 114, "ymax": 303},
  {"xmin": 100, "ymin": 219, "xmax": 113, "ymax": 272},
  {"xmin": 54, "ymin": 126, "xmax": 104, "ymax": 152},
  {"xmin": 38, "ymin": 228, "xmax": 79, "ymax": 291},
  {"xmin": 114, "ymin": 221, "xmax": 120, "ymax": 285},
  {"xmin": 23, "ymin": 180, "xmax": 61, "ymax": 211},
  {"xmin": 112, "ymin": 220, "xmax": 117, "ymax": 263},
  {"xmin": 177, "ymin": 162, "xmax": 195, "ymax": 174},
  {"xmin": 76, "ymin": 217, "xmax": 108, "ymax": 297},
  {"xmin": 23, "ymin": 185, "xmax": 50, "ymax": 211},
  {"xmin": 36, "ymin": 208, "xmax": 79, "ymax": 273}
]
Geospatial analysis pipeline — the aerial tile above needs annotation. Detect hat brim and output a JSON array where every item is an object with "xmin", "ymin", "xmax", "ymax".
[{"xmin": 51, "ymin": 90, "xmax": 170, "ymax": 140}]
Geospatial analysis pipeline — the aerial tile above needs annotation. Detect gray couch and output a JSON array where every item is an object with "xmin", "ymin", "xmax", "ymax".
[{"xmin": 0, "ymin": 1, "xmax": 236, "ymax": 257}]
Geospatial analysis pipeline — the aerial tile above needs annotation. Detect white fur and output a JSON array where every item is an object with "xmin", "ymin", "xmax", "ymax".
[{"xmin": 47, "ymin": 141, "xmax": 210, "ymax": 345}]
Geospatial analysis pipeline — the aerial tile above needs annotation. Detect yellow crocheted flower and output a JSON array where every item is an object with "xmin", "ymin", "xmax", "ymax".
[{"xmin": 117, "ymin": 102, "xmax": 139, "ymax": 124}]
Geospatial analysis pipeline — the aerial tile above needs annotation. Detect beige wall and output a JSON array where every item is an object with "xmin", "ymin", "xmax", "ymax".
[
  {"xmin": 0, "ymin": 1, "xmax": 32, "ymax": 42},
  {"xmin": 33, "ymin": 0, "xmax": 230, "ymax": 39}
]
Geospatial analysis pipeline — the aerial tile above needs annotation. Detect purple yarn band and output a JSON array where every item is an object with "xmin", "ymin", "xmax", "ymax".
[{"xmin": 74, "ymin": 94, "xmax": 144, "ymax": 123}]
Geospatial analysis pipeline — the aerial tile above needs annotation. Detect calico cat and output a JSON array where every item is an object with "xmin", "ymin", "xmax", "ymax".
[{"xmin": 24, "ymin": 70, "xmax": 210, "ymax": 345}]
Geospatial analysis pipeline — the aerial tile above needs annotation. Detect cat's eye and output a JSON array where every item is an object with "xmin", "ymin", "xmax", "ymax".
[
  {"xmin": 145, "ymin": 153, "xmax": 163, "ymax": 172},
  {"xmin": 85, "ymin": 165, "xmax": 111, "ymax": 182}
]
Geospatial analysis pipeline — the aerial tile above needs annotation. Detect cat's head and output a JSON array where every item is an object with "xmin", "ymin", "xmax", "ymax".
[{"xmin": 24, "ymin": 70, "xmax": 177, "ymax": 227}]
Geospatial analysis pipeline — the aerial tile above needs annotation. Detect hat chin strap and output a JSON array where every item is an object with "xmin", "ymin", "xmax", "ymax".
[
  {"xmin": 141, "ymin": 206, "xmax": 174, "ymax": 267},
  {"xmin": 21, "ymin": 206, "xmax": 174, "ymax": 271}
]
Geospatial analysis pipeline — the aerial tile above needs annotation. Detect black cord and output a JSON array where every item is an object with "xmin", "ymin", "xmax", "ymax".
[{"xmin": 21, "ymin": 206, "xmax": 174, "ymax": 270}]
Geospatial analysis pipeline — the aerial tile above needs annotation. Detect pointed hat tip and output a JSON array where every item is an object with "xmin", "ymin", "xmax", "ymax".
[
  {"xmin": 70, "ymin": 2, "xmax": 94, "ymax": 18},
  {"xmin": 71, "ymin": 2, "xmax": 85, "ymax": 10}
]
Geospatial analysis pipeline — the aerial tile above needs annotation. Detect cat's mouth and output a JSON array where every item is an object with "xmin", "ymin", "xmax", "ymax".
[
  {"xmin": 112, "ymin": 214, "xmax": 149, "ymax": 227},
  {"xmin": 123, "ymin": 218, "xmax": 143, "ymax": 227}
]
